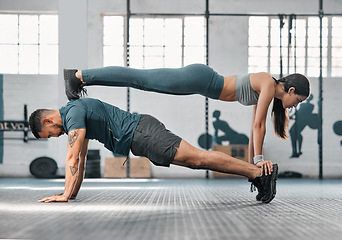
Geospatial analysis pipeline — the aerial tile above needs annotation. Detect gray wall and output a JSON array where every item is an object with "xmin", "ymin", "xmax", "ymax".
[{"xmin": 0, "ymin": 0, "xmax": 341, "ymax": 178}]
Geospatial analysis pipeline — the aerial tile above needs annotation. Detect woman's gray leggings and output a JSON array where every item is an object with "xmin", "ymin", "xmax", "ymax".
[{"xmin": 82, "ymin": 64, "xmax": 224, "ymax": 99}]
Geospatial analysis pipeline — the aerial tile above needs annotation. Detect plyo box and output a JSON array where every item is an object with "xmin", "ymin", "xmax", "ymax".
[{"xmin": 105, "ymin": 157, "xmax": 151, "ymax": 178}]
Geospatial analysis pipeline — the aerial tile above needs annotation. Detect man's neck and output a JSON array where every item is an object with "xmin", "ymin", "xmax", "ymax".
[{"xmin": 51, "ymin": 109, "xmax": 63, "ymax": 125}]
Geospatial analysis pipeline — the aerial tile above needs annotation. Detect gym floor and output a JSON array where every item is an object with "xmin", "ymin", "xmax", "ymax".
[{"xmin": 1, "ymin": 178, "xmax": 342, "ymax": 240}]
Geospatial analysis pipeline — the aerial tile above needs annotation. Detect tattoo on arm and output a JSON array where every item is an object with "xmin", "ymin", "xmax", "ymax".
[
  {"xmin": 70, "ymin": 166, "xmax": 78, "ymax": 176},
  {"xmin": 68, "ymin": 131, "xmax": 79, "ymax": 148}
]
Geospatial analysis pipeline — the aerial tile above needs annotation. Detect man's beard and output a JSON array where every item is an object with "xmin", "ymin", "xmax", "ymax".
[{"xmin": 54, "ymin": 124, "xmax": 64, "ymax": 136}]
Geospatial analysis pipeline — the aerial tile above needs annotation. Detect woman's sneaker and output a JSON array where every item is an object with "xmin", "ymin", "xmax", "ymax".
[
  {"xmin": 249, "ymin": 178, "xmax": 265, "ymax": 201},
  {"xmin": 64, "ymin": 69, "xmax": 87, "ymax": 100},
  {"xmin": 261, "ymin": 164, "xmax": 278, "ymax": 203},
  {"xmin": 249, "ymin": 164, "xmax": 278, "ymax": 203}
]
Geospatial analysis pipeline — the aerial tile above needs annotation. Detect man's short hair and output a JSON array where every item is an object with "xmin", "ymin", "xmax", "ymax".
[{"xmin": 29, "ymin": 109, "xmax": 49, "ymax": 139}]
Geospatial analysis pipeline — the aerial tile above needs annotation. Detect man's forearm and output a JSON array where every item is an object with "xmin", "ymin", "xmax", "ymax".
[
  {"xmin": 70, "ymin": 156, "xmax": 86, "ymax": 198},
  {"xmin": 63, "ymin": 157, "xmax": 81, "ymax": 199}
]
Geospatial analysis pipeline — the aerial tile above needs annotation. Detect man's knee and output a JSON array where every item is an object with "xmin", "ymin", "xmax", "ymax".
[
  {"xmin": 182, "ymin": 157, "xmax": 207, "ymax": 169},
  {"xmin": 174, "ymin": 140, "xmax": 208, "ymax": 169},
  {"xmin": 181, "ymin": 150, "xmax": 209, "ymax": 169}
]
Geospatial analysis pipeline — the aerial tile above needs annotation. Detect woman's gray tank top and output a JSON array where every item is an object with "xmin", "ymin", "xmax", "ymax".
[{"xmin": 235, "ymin": 74, "xmax": 259, "ymax": 106}]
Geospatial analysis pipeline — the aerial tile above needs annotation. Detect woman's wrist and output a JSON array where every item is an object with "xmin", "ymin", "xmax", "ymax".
[{"xmin": 253, "ymin": 155, "xmax": 264, "ymax": 164}]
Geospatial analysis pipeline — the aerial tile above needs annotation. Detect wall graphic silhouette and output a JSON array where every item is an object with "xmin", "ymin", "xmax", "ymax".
[
  {"xmin": 198, "ymin": 110, "xmax": 249, "ymax": 149},
  {"xmin": 289, "ymin": 95, "xmax": 318, "ymax": 158},
  {"xmin": 333, "ymin": 120, "xmax": 342, "ymax": 147}
]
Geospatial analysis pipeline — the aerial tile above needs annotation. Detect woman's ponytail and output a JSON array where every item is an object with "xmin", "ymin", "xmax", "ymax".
[{"xmin": 272, "ymin": 97, "xmax": 289, "ymax": 139}]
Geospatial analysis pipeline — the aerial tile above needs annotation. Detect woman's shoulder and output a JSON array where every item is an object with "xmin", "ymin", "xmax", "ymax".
[
  {"xmin": 251, "ymin": 72, "xmax": 272, "ymax": 81},
  {"xmin": 250, "ymin": 72, "xmax": 274, "ymax": 92}
]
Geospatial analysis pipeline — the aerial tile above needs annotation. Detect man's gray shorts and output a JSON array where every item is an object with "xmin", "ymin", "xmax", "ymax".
[{"xmin": 131, "ymin": 114, "xmax": 182, "ymax": 167}]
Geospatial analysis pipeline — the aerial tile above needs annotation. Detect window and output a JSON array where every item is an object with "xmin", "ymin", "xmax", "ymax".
[
  {"xmin": 248, "ymin": 16, "xmax": 334, "ymax": 77},
  {"xmin": 306, "ymin": 17, "xmax": 328, "ymax": 77},
  {"xmin": 103, "ymin": 16, "xmax": 125, "ymax": 67},
  {"xmin": 103, "ymin": 16, "xmax": 206, "ymax": 68},
  {"xmin": 0, "ymin": 14, "xmax": 58, "ymax": 74},
  {"xmin": 332, "ymin": 17, "xmax": 342, "ymax": 77},
  {"xmin": 248, "ymin": 17, "xmax": 269, "ymax": 73}
]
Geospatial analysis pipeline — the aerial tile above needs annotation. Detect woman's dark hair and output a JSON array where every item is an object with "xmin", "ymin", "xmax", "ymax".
[
  {"xmin": 29, "ymin": 109, "xmax": 49, "ymax": 139},
  {"xmin": 272, "ymin": 74, "xmax": 310, "ymax": 139}
]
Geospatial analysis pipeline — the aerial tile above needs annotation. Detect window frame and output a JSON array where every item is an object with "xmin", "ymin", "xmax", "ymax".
[
  {"xmin": 102, "ymin": 14, "xmax": 206, "ymax": 69},
  {"xmin": 248, "ymin": 15, "xmax": 340, "ymax": 78},
  {"xmin": 0, "ymin": 12, "xmax": 59, "ymax": 75}
]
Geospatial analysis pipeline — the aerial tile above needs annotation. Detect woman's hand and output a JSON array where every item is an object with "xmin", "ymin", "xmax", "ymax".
[{"xmin": 256, "ymin": 160, "xmax": 273, "ymax": 175}]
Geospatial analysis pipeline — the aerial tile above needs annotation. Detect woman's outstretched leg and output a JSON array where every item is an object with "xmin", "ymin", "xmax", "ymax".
[{"xmin": 64, "ymin": 64, "xmax": 224, "ymax": 100}]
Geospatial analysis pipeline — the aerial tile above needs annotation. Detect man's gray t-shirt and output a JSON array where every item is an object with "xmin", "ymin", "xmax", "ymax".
[{"xmin": 59, "ymin": 98, "xmax": 141, "ymax": 156}]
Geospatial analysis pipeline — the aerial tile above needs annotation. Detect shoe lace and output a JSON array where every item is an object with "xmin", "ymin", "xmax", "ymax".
[
  {"xmin": 250, "ymin": 182, "xmax": 257, "ymax": 192},
  {"xmin": 79, "ymin": 87, "xmax": 88, "ymax": 97}
]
